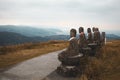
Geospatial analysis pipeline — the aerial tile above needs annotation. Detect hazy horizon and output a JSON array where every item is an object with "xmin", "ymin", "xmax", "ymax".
[
  {"xmin": 0, "ymin": 24, "xmax": 120, "ymax": 36},
  {"xmin": 0, "ymin": 0, "xmax": 120, "ymax": 32}
]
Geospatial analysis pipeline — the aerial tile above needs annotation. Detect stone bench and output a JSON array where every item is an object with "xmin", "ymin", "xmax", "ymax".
[
  {"xmin": 58, "ymin": 53, "xmax": 83, "ymax": 66},
  {"xmin": 82, "ymin": 47, "xmax": 91, "ymax": 56},
  {"xmin": 57, "ymin": 53, "xmax": 84, "ymax": 77},
  {"xmin": 88, "ymin": 43, "xmax": 97, "ymax": 56}
]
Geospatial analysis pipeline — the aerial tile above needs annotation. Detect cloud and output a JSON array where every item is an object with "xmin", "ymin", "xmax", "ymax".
[{"xmin": 0, "ymin": 0, "xmax": 120, "ymax": 30}]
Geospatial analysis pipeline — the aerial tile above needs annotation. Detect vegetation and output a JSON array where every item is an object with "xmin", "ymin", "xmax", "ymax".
[
  {"xmin": 0, "ymin": 32, "xmax": 69, "ymax": 46},
  {"xmin": 0, "ymin": 40, "xmax": 120, "ymax": 80},
  {"xmin": 80, "ymin": 40, "xmax": 120, "ymax": 80},
  {"xmin": 0, "ymin": 40, "xmax": 69, "ymax": 68}
]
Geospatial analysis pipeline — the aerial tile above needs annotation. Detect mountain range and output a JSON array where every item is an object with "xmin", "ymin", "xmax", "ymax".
[
  {"xmin": 0, "ymin": 31, "xmax": 70, "ymax": 46},
  {"xmin": 0, "ymin": 25, "xmax": 119, "ymax": 46},
  {"xmin": 0, "ymin": 25, "xmax": 63, "ymax": 37}
]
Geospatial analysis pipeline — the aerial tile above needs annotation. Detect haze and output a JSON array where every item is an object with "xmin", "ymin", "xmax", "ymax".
[{"xmin": 0, "ymin": 0, "xmax": 120, "ymax": 32}]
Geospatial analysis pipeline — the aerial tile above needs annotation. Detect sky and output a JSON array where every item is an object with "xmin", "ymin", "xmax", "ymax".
[{"xmin": 0, "ymin": 0, "xmax": 120, "ymax": 32}]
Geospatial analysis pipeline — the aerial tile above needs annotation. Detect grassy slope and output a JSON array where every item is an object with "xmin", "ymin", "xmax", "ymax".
[
  {"xmin": 0, "ymin": 40, "xmax": 69, "ymax": 68},
  {"xmin": 101, "ymin": 40, "xmax": 120, "ymax": 80},
  {"xmin": 81, "ymin": 40, "xmax": 120, "ymax": 80},
  {"xmin": 0, "ymin": 40, "xmax": 120, "ymax": 80}
]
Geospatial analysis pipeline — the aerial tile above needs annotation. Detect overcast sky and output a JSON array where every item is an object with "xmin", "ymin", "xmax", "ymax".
[{"xmin": 0, "ymin": 0, "xmax": 120, "ymax": 31}]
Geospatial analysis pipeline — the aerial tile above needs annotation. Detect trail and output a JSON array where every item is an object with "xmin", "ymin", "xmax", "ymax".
[{"xmin": 0, "ymin": 49, "xmax": 80, "ymax": 80}]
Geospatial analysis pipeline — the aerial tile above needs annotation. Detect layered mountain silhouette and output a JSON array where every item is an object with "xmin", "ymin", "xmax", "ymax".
[
  {"xmin": 0, "ymin": 25, "xmax": 119, "ymax": 46},
  {"xmin": 0, "ymin": 25, "xmax": 63, "ymax": 37},
  {"xmin": 0, "ymin": 32, "xmax": 47, "ymax": 46},
  {"xmin": 0, "ymin": 31, "xmax": 69, "ymax": 46}
]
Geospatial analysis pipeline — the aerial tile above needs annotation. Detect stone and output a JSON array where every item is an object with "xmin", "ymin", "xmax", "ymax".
[
  {"xmin": 82, "ymin": 47, "xmax": 91, "ymax": 56},
  {"xmin": 78, "ymin": 27, "xmax": 87, "ymax": 52},
  {"xmin": 57, "ymin": 28, "xmax": 83, "ymax": 77},
  {"xmin": 92, "ymin": 27, "xmax": 96, "ymax": 32},
  {"xmin": 87, "ymin": 28, "xmax": 93, "ymax": 44},
  {"xmin": 93, "ymin": 28, "xmax": 101, "ymax": 46},
  {"xmin": 101, "ymin": 32, "xmax": 106, "ymax": 46},
  {"xmin": 88, "ymin": 43, "xmax": 97, "ymax": 56},
  {"xmin": 70, "ymin": 29, "xmax": 76, "ymax": 37}
]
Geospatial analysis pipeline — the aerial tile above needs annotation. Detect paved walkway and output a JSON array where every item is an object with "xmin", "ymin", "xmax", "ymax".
[{"xmin": 0, "ymin": 49, "xmax": 80, "ymax": 80}]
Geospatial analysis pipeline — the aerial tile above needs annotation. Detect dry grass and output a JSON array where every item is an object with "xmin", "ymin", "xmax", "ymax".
[
  {"xmin": 0, "ymin": 40, "xmax": 69, "ymax": 68},
  {"xmin": 101, "ymin": 40, "xmax": 120, "ymax": 80},
  {"xmin": 81, "ymin": 40, "xmax": 120, "ymax": 80},
  {"xmin": 0, "ymin": 40, "xmax": 120, "ymax": 80}
]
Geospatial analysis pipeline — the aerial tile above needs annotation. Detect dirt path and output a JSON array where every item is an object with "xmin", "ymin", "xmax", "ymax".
[{"xmin": 0, "ymin": 49, "xmax": 80, "ymax": 80}]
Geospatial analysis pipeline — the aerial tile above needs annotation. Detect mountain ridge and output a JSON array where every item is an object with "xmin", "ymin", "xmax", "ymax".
[
  {"xmin": 0, "ymin": 25, "xmax": 63, "ymax": 37},
  {"xmin": 0, "ymin": 31, "xmax": 119, "ymax": 46}
]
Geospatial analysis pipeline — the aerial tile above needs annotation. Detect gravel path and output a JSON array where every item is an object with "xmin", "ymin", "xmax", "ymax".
[{"xmin": 0, "ymin": 49, "xmax": 80, "ymax": 80}]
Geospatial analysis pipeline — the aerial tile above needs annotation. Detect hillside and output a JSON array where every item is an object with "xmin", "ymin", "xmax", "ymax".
[
  {"xmin": 101, "ymin": 40, "xmax": 120, "ymax": 80},
  {"xmin": 106, "ymin": 34, "xmax": 120, "ymax": 40},
  {"xmin": 0, "ymin": 25, "xmax": 63, "ymax": 37},
  {"xmin": 0, "ymin": 40, "xmax": 69, "ymax": 68},
  {"xmin": 0, "ymin": 31, "xmax": 120, "ymax": 46},
  {"xmin": 0, "ymin": 40, "xmax": 120, "ymax": 80},
  {"xmin": 0, "ymin": 32, "xmax": 70, "ymax": 46},
  {"xmin": 78, "ymin": 40, "xmax": 120, "ymax": 80},
  {"xmin": 0, "ymin": 32, "xmax": 48, "ymax": 46},
  {"xmin": 0, "ymin": 25, "xmax": 119, "ymax": 46}
]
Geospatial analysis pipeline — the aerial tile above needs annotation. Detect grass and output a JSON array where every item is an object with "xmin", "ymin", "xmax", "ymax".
[
  {"xmin": 0, "ymin": 40, "xmax": 120, "ymax": 80},
  {"xmin": 101, "ymin": 40, "xmax": 120, "ymax": 80},
  {"xmin": 80, "ymin": 40, "xmax": 120, "ymax": 80},
  {"xmin": 0, "ymin": 40, "xmax": 69, "ymax": 68}
]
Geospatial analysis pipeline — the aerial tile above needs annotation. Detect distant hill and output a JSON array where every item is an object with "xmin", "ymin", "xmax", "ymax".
[
  {"xmin": 0, "ymin": 32, "xmax": 69, "ymax": 46},
  {"xmin": 46, "ymin": 35, "xmax": 69, "ymax": 40},
  {"xmin": 0, "ymin": 31, "xmax": 120, "ymax": 46},
  {"xmin": 0, "ymin": 25, "xmax": 120, "ymax": 46},
  {"xmin": 106, "ymin": 34, "xmax": 120, "ymax": 40},
  {"xmin": 0, "ymin": 32, "xmax": 48, "ymax": 46},
  {"xmin": 0, "ymin": 25, "xmax": 62, "ymax": 37}
]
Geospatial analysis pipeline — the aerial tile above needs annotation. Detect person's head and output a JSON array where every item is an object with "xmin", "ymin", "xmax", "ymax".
[
  {"xmin": 79, "ymin": 27, "xmax": 84, "ymax": 33},
  {"xmin": 92, "ymin": 27, "xmax": 95, "ymax": 32},
  {"xmin": 70, "ymin": 28, "xmax": 76, "ymax": 37},
  {"xmin": 87, "ymin": 28, "xmax": 91, "ymax": 33}
]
